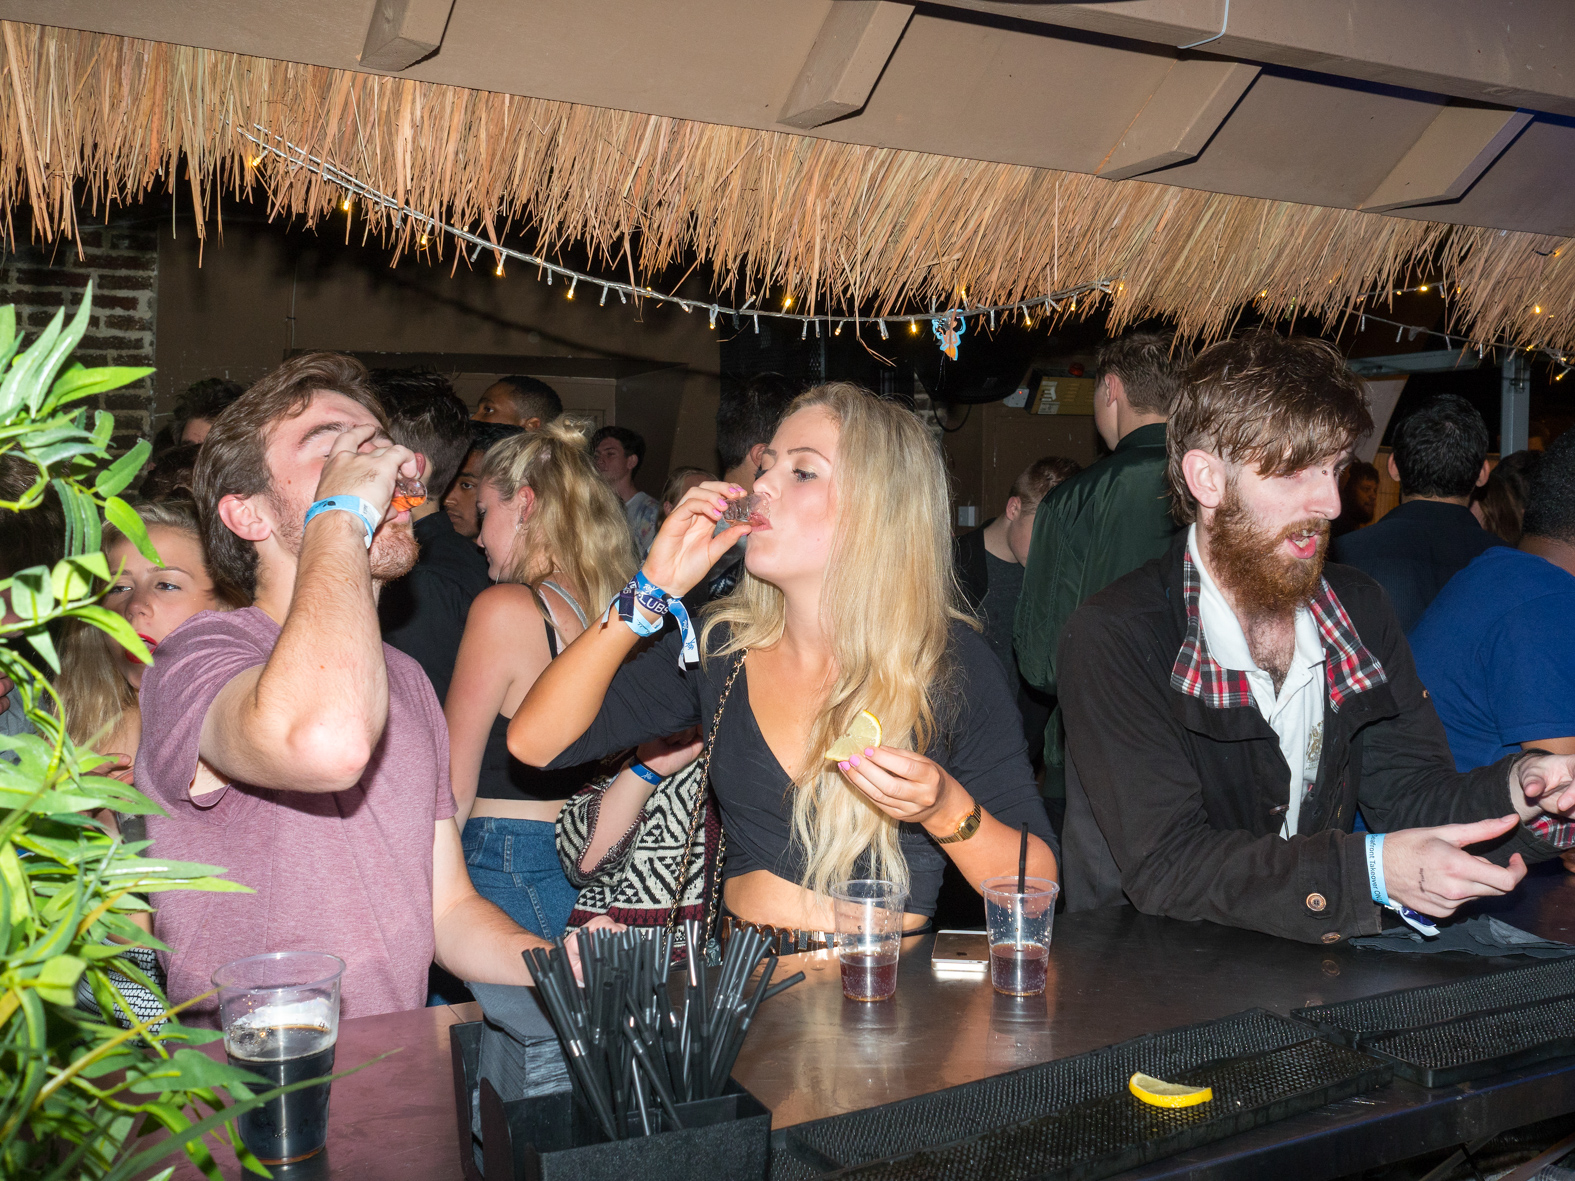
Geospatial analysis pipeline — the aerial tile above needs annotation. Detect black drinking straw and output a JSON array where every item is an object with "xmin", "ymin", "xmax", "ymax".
[{"xmin": 1017, "ymin": 820, "xmax": 1029, "ymax": 893}]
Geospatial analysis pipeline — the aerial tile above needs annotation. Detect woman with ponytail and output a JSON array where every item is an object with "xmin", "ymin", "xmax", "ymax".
[
  {"xmin": 444, "ymin": 422, "xmax": 637, "ymax": 938},
  {"xmin": 509, "ymin": 384, "xmax": 1057, "ymax": 939}
]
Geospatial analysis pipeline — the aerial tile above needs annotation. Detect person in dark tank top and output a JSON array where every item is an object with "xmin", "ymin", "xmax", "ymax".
[{"xmin": 443, "ymin": 423, "xmax": 636, "ymax": 938}]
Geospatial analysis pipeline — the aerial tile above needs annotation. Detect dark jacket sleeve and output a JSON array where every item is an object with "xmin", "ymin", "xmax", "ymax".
[
  {"xmin": 547, "ymin": 630, "xmax": 705, "ymax": 769},
  {"xmin": 1060, "ymin": 600, "xmax": 1382, "ymax": 943},
  {"xmin": 1353, "ymin": 585, "xmax": 1562, "ymax": 867},
  {"xmin": 1015, "ymin": 488, "xmax": 1075, "ymax": 695}
]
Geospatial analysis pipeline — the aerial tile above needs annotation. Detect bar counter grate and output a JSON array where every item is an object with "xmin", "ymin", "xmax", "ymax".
[
  {"xmin": 1293, "ymin": 959, "xmax": 1575, "ymax": 1086},
  {"xmin": 770, "ymin": 1009, "xmax": 1389, "ymax": 1181}
]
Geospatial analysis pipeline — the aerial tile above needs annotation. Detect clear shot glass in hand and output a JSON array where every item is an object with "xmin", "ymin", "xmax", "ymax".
[
  {"xmin": 832, "ymin": 879, "xmax": 907, "ymax": 1002},
  {"xmin": 721, "ymin": 493, "xmax": 767, "ymax": 527},
  {"xmin": 213, "ymin": 951, "xmax": 345, "ymax": 1165},
  {"xmin": 391, "ymin": 474, "xmax": 426, "ymax": 514}
]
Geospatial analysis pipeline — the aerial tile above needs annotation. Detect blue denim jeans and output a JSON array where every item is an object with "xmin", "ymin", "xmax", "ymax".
[{"xmin": 460, "ymin": 816, "xmax": 578, "ymax": 940}]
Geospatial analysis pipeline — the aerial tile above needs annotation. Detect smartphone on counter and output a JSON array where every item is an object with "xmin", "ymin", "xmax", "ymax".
[{"xmin": 931, "ymin": 930, "xmax": 989, "ymax": 973}]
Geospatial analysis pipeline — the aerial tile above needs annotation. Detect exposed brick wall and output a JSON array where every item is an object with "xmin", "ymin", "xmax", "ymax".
[{"xmin": 1, "ymin": 223, "xmax": 157, "ymax": 452}]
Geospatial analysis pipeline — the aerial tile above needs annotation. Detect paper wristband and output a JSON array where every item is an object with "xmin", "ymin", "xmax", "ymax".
[
  {"xmin": 304, "ymin": 495, "xmax": 381, "ymax": 547},
  {"xmin": 1365, "ymin": 831, "xmax": 1440, "ymax": 937},
  {"xmin": 608, "ymin": 571, "xmax": 699, "ymax": 667}
]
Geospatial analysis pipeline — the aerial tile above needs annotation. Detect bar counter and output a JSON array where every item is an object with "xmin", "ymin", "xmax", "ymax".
[{"xmin": 163, "ymin": 863, "xmax": 1575, "ymax": 1180}]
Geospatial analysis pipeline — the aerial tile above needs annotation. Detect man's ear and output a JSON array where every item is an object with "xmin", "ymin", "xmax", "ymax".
[
  {"xmin": 1181, "ymin": 449, "xmax": 1228, "ymax": 512},
  {"xmin": 1476, "ymin": 458, "xmax": 1492, "ymax": 489},
  {"xmin": 746, "ymin": 442, "xmax": 770, "ymax": 473},
  {"xmin": 217, "ymin": 493, "xmax": 271, "ymax": 543},
  {"xmin": 1104, "ymin": 373, "xmax": 1126, "ymax": 408},
  {"xmin": 523, "ymin": 416, "xmax": 543, "ymax": 433},
  {"xmin": 625, "ymin": 453, "xmax": 639, "ymax": 478},
  {"xmin": 1003, "ymin": 495, "xmax": 1023, "ymax": 522},
  {"xmin": 1387, "ymin": 452, "xmax": 1401, "ymax": 484}
]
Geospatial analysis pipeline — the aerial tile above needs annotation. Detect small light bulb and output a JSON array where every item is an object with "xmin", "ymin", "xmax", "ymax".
[
  {"xmin": 1259, "ymin": 289, "xmax": 1267, "ymax": 298},
  {"xmin": 566, "ymin": 288, "xmax": 574, "ymax": 299},
  {"xmin": 1535, "ymin": 304, "xmax": 1543, "ymax": 314},
  {"xmin": 342, "ymin": 199, "xmax": 352, "ymax": 212},
  {"xmin": 782, "ymin": 296, "xmax": 793, "ymax": 309},
  {"xmin": 419, "ymin": 235, "xmax": 428, "ymax": 246},
  {"xmin": 909, "ymin": 321, "xmax": 918, "ymax": 334},
  {"xmin": 247, "ymin": 156, "xmax": 262, "ymax": 167},
  {"xmin": 495, "ymin": 263, "xmax": 504, "ymax": 277},
  {"xmin": 1418, "ymin": 284, "xmax": 1428, "ymax": 292}
]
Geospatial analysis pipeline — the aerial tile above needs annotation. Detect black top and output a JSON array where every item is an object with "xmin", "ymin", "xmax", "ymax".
[
  {"xmin": 1329, "ymin": 499, "xmax": 1506, "ymax": 634},
  {"xmin": 379, "ymin": 512, "xmax": 494, "ymax": 704},
  {"xmin": 549, "ymin": 622, "xmax": 1058, "ymax": 916},
  {"xmin": 479, "ymin": 598, "xmax": 611, "ymax": 802}
]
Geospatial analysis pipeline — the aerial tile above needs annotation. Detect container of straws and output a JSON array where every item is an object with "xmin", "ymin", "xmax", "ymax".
[{"xmin": 460, "ymin": 922, "xmax": 801, "ymax": 1181}]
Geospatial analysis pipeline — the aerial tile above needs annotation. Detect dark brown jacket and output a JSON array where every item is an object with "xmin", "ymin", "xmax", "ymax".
[{"xmin": 1058, "ymin": 534, "xmax": 1558, "ymax": 944}]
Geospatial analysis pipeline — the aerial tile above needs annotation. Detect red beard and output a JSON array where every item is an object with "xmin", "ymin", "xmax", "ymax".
[{"xmin": 1206, "ymin": 483, "xmax": 1329, "ymax": 616}]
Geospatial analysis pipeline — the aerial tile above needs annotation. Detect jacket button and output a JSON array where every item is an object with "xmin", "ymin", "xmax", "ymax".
[
  {"xmin": 1306, "ymin": 893, "xmax": 1328, "ymax": 912},
  {"xmin": 1321, "ymin": 932, "xmax": 1341, "ymax": 944}
]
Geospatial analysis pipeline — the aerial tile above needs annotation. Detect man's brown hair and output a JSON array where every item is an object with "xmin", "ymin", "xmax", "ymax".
[
  {"xmin": 1010, "ymin": 456, "xmax": 1082, "ymax": 508},
  {"xmin": 1093, "ymin": 331, "xmax": 1191, "ymax": 415},
  {"xmin": 193, "ymin": 352, "xmax": 386, "ymax": 600},
  {"xmin": 1167, "ymin": 334, "xmax": 1372, "ymax": 524}
]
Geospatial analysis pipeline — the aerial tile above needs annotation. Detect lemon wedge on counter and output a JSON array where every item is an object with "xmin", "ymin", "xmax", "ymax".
[
  {"xmin": 1129, "ymin": 1073, "xmax": 1213, "ymax": 1108},
  {"xmin": 825, "ymin": 710, "xmax": 882, "ymax": 762}
]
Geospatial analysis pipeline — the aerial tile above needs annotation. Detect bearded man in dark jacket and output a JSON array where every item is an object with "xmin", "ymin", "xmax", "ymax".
[{"xmin": 1059, "ymin": 334, "xmax": 1575, "ymax": 944}]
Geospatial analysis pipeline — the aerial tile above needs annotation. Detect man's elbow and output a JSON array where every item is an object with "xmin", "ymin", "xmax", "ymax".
[{"xmin": 283, "ymin": 724, "xmax": 374, "ymax": 791}]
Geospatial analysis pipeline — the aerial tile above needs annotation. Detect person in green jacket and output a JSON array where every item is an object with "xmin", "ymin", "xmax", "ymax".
[{"xmin": 1014, "ymin": 332, "xmax": 1188, "ymax": 832}]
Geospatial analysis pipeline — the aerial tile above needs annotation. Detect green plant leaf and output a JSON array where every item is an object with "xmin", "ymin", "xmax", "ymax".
[
  {"xmin": 33, "ymin": 954, "xmax": 88, "ymax": 1005},
  {"xmin": 127, "ymin": 1049, "xmax": 269, "ymax": 1094},
  {"xmin": 64, "ymin": 605, "xmax": 152, "ymax": 667},
  {"xmin": 50, "ymin": 365, "xmax": 156, "ymax": 406},
  {"xmin": 103, "ymin": 495, "xmax": 159, "ymax": 563},
  {"xmin": 94, "ymin": 438, "xmax": 152, "ymax": 497}
]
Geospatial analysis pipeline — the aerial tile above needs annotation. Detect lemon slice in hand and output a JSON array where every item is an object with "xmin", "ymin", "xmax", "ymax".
[
  {"xmin": 1129, "ymin": 1073, "xmax": 1213, "ymax": 1109},
  {"xmin": 824, "ymin": 710, "xmax": 882, "ymax": 762}
]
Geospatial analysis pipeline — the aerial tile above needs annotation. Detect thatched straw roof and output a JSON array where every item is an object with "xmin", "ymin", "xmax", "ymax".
[{"xmin": 2, "ymin": 20, "xmax": 1572, "ymax": 350}]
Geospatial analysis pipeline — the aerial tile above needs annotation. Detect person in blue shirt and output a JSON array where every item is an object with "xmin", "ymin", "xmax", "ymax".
[
  {"xmin": 1332, "ymin": 394, "xmax": 1504, "ymax": 632},
  {"xmin": 1411, "ymin": 428, "xmax": 1575, "ymax": 774}
]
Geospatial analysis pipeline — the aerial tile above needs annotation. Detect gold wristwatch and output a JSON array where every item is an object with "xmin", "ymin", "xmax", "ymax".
[{"xmin": 934, "ymin": 800, "xmax": 983, "ymax": 844}]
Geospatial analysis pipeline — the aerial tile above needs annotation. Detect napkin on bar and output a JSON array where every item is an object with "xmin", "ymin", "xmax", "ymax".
[
  {"xmin": 1348, "ymin": 916, "xmax": 1575, "ymax": 958},
  {"xmin": 468, "ymin": 981, "xmax": 572, "ymax": 1100}
]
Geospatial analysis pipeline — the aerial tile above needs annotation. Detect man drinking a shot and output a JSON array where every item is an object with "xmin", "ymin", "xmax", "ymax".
[
  {"xmin": 1058, "ymin": 335, "xmax": 1575, "ymax": 943},
  {"xmin": 140, "ymin": 353, "xmax": 553, "ymax": 1022}
]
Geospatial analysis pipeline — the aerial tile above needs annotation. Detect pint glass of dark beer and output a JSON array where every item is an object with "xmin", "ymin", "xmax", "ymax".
[{"xmin": 213, "ymin": 951, "xmax": 345, "ymax": 1165}]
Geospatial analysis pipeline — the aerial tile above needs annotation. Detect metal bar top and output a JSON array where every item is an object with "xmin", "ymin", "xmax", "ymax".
[{"xmin": 729, "ymin": 863, "xmax": 1575, "ymax": 1130}]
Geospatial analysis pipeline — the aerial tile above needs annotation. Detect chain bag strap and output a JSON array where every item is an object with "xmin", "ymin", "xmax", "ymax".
[{"xmin": 664, "ymin": 651, "xmax": 747, "ymax": 961}]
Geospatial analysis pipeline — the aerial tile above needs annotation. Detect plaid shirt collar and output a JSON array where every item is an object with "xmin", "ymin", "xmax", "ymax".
[{"xmin": 1171, "ymin": 547, "xmax": 1388, "ymax": 712}]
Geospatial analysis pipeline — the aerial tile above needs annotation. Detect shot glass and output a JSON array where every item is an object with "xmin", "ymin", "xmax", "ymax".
[
  {"xmin": 831, "ymin": 880, "xmax": 907, "ymax": 1002},
  {"xmin": 391, "ymin": 474, "xmax": 426, "ymax": 514},
  {"xmin": 213, "ymin": 951, "xmax": 345, "ymax": 1165},
  {"xmin": 721, "ymin": 492, "xmax": 767, "ymax": 527},
  {"xmin": 982, "ymin": 877, "xmax": 1058, "ymax": 996}
]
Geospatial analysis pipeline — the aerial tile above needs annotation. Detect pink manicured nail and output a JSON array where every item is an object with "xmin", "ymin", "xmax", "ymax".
[
  {"xmin": 715, "ymin": 497, "xmax": 728, "ymax": 510},
  {"xmin": 849, "ymin": 755, "xmax": 861, "ymax": 768},
  {"xmin": 838, "ymin": 760, "xmax": 850, "ymax": 772},
  {"xmin": 864, "ymin": 747, "xmax": 875, "ymax": 757}
]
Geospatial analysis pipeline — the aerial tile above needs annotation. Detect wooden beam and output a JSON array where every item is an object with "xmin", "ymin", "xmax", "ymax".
[
  {"xmin": 1097, "ymin": 59, "xmax": 1258, "ymax": 181},
  {"xmin": 360, "ymin": 0, "xmax": 454, "ymax": 73},
  {"xmin": 931, "ymin": 0, "xmax": 1575, "ymax": 118},
  {"xmin": 1361, "ymin": 105, "xmax": 1532, "ymax": 212},
  {"xmin": 779, "ymin": 1, "xmax": 914, "ymax": 130}
]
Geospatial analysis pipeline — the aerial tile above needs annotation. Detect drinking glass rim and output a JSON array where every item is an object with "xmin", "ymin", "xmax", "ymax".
[
  {"xmin": 981, "ymin": 876, "xmax": 1059, "ymax": 899},
  {"xmin": 829, "ymin": 878, "xmax": 907, "ymax": 905},
  {"xmin": 212, "ymin": 950, "xmax": 347, "ymax": 991}
]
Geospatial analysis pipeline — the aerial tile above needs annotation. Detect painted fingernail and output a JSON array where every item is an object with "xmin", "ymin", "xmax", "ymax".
[
  {"xmin": 864, "ymin": 747, "xmax": 875, "ymax": 757},
  {"xmin": 838, "ymin": 760, "xmax": 850, "ymax": 772},
  {"xmin": 849, "ymin": 755, "xmax": 861, "ymax": 768}
]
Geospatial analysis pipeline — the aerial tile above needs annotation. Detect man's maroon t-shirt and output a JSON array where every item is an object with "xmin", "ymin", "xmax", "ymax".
[{"xmin": 138, "ymin": 607, "xmax": 457, "ymax": 1024}]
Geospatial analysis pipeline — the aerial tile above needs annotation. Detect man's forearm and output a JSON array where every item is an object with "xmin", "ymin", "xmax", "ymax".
[
  {"xmin": 434, "ymin": 892, "xmax": 550, "ymax": 985},
  {"xmin": 256, "ymin": 514, "xmax": 390, "ymax": 774}
]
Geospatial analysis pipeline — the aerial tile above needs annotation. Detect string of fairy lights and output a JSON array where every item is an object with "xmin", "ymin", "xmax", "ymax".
[
  {"xmin": 237, "ymin": 124, "xmax": 1113, "ymax": 344},
  {"xmin": 238, "ymin": 123, "xmax": 1569, "ymax": 376}
]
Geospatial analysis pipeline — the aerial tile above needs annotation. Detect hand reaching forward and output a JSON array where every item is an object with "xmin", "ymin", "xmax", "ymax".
[{"xmin": 1382, "ymin": 815, "xmax": 1527, "ymax": 918}]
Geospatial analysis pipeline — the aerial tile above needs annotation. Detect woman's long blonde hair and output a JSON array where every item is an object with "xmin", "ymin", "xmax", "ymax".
[
  {"xmin": 482, "ymin": 422, "xmax": 637, "ymax": 613},
  {"xmin": 54, "ymin": 499, "xmax": 243, "ymax": 746},
  {"xmin": 702, "ymin": 383, "xmax": 967, "ymax": 899}
]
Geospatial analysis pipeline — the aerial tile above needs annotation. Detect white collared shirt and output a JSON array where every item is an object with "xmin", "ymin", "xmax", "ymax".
[{"xmin": 1187, "ymin": 525, "xmax": 1327, "ymax": 838}]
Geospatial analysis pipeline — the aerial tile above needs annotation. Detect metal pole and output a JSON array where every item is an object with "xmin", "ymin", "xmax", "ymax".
[{"xmin": 1500, "ymin": 351, "xmax": 1531, "ymax": 454}]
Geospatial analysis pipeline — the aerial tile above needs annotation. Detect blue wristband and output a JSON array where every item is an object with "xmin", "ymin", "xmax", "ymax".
[
  {"xmin": 1365, "ymin": 831, "xmax": 1440, "ymax": 937},
  {"xmin": 608, "ymin": 571, "xmax": 699, "ymax": 667},
  {"xmin": 1365, "ymin": 832, "xmax": 1389, "ymax": 905},
  {"xmin": 304, "ymin": 496, "xmax": 381, "ymax": 548},
  {"xmin": 628, "ymin": 762, "xmax": 664, "ymax": 786}
]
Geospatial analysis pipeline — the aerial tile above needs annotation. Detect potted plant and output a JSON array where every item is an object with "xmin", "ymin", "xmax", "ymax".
[{"xmin": 0, "ymin": 284, "xmax": 286, "ymax": 1179}]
